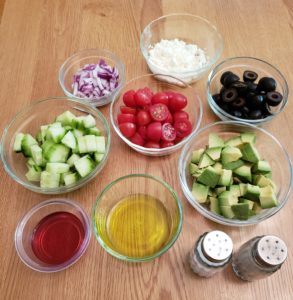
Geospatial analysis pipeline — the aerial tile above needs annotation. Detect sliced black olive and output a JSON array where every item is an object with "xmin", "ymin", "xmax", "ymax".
[
  {"xmin": 241, "ymin": 106, "xmax": 250, "ymax": 118},
  {"xmin": 246, "ymin": 82, "xmax": 258, "ymax": 93},
  {"xmin": 230, "ymin": 81, "xmax": 248, "ymax": 95},
  {"xmin": 232, "ymin": 97, "xmax": 246, "ymax": 108},
  {"xmin": 249, "ymin": 109, "xmax": 263, "ymax": 119},
  {"xmin": 243, "ymin": 70, "xmax": 258, "ymax": 82},
  {"xmin": 257, "ymin": 77, "xmax": 276, "ymax": 92},
  {"xmin": 231, "ymin": 110, "xmax": 243, "ymax": 118},
  {"xmin": 249, "ymin": 94, "xmax": 265, "ymax": 109},
  {"xmin": 262, "ymin": 103, "xmax": 273, "ymax": 117},
  {"xmin": 220, "ymin": 71, "xmax": 233, "ymax": 85},
  {"xmin": 212, "ymin": 93, "xmax": 222, "ymax": 104},
  {"xmin": 266, "ymin": 91, "xmax": 283, "ymax": 106},
  {"xmin": 221, "ymin": 88, "xmax": 238, "ymax": 103},
  {"xmin": 223, "ymin": 73, "xmax": 240, "ymax": 88},
  {"xmin": 219, "ymin": 103, "xmax": 230, "ymax": 113}
]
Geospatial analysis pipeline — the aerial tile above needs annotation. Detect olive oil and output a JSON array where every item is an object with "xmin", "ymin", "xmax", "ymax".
[{"xmin": 105, "ymin": 194, "xmax": 171, "ymax": 258}]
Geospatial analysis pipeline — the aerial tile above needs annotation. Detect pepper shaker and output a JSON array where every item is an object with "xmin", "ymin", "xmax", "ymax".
[
  {"xmin": 189, "ymin": 230, "xmax": 233, "ymax": 278},
  {"xmin": 232, "ymin": 235, "xmax": 287, "ymax": 281}
]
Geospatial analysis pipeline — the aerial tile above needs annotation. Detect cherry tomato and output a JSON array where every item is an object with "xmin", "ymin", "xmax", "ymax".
[
  {"xmin": 165, "ymin": 91, "xmax": 176, "ymax": 100},
  {"xmin": 147, "ymin": 122, "xmax": 162, "ymax": 142},
  {"xmin": 173, "ymin": 111, "xmax": 189, "ymax": 122},
  {"xmin": 161, "ymin": 123, "xmax": 176, "ymax": 142},
  {"xmin": 142, "ymin": 87, "xmax": 153, "ymax": 98},
  {"xmin": 161, "ymin": 141, "xmax": 175, "ymax": 148},
  {"xmin": 174, "ymin": 119, "xmax": 192, "ymax": 138},
  {"xmin": 164, "ymin": 112, "xmax": 173, "ymax": 124},
  {"xmin": 169, "ymin": 93, "xmax": 188, "ymax": 111},
  {"xmin": 151, "ymin": 92, "xmax": 169, "ymax": 106},
  {"xmin": 119, "ymin": 122, "xmax": 136, "ymax": 138},
  {"xmin": 130, "ymin": 132, "xmax": 145, "ymax": 146},
  {"xmin": 123, "ymin": 90, "xmax": 136, "ymax": 107},
  {"xmin": 144, "ymin": 141, "xmax": 160, "ymax": 149},
  {"xmin": 138, "ymin": 125, "xmax": 147, "ymax": 140},
  {"xmin": 120, "ymin": 106, "xmax": 136, "ymax": 115},
  {"xmin": 149, "ymin": 103, "xmax": 169, "ymax": 122},
  {"xmin": 174, "ymin": 136, "xmax": 183, "ymax": 144},
  {"xmin": 136, "ymin": 110, "xmax": 151, "ymax": 126},
  {"xmin": 118, "ymin": 113, "xmax": 136, "ymax": 124},
  {"xmin": 134, "ymin": 89, "xmax": 152, "ymax": 106}
]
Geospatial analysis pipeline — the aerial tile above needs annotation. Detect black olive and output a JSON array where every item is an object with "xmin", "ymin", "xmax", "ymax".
[
  {"xmin": 212, "ymin": 93, "xmax": 222, "ymax": 104},
  {"xmin": 266, "ymin": 91, "xmax": 283, "ymax": 106},
  {"xmin": 220, "ymin": 71, "xmax": 233, "ymax": 85},
  {"xmin": 230, "ymin": 81, "xmax": 248, "ymax": 95},
  {"xmin": 262, "ymin": 103, "xmax": 272, "ymax": 117},
  {"xmin": 219, "ymin": 103, "xmax": 230, "ymax": 113},
  {"xmin": 221, "ymin": 88, "xmax": 238, "ymax": 103},
  {"xmin": 223, "ymin": 73, "xmax": 240, "ymax": 88},
  {"xmin": 231, "ymin": 110, "xmax": 243, "ymax": 118},
  {"xmin": 241, "ymin": 106, "xmax": 250, "ymax": 118},
  {"xmin": 248, "ymin": 94, "xmax": 265, "ymax": 109},
  {"xmin": 257, "ymin": 77, "xmax": 276, "ymax": 92},
  {"xmin": 246, "ymin": 82, "xmax": 258, "ymax": 93},
  {"xmin": 249, "ymin": 109, "xmax": 263, "ymax": 119},
  {"xmin": 243, "ymin": 70, "xmax": 258, "ymax": 82},
  {"xmin": 232, "ymin": 97, "xmax": 246, "ymax": 108}
]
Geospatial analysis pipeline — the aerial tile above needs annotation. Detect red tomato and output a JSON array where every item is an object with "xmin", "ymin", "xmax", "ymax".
[
  {"xmin": 161, "ymin": 123, "xmax": 176, "ymax": 142},
  {"xmin": 138, "ymin": 125, "xmax": 147, "ymax": 140},
  {"xmin": 151, "ymin": 92, "xmax": 169, "ymax": 106},
  {"xmin": 161, "ymin": 141, "xmax": 175, "ymax": 148},
  {"xmin": 136, "ymin": 110, "xmax": 151, "ymax": 126},
  {"xmin": 120, "ymin": 106, "xmax": 136, "ymax": 115},
  {"xmin": 169, "ymin": 93, "xmax": 188, "ymax": 111},
  {"xmin": 123, "ymin": 90, "xmax": 136, "ymax": 107},
  {"xmin": 174, "ymin": 119, "xmax": 192, "ymax": 138},
  {"xmin": 164, "ymin": 112, "xmax": 173, "ymax": 124},
  {"xmin": 144, "ymin": 141, "xmax": 160, "ymax": 149},
  {"xmin": 142, "ymin": 87, "xmax": 153, "ymax": 98},
  {"xmin": 173, "ymin": 110, "xmax": 189, "ymax": 122},
  {"xmin": 174, "ymin": 136, "xmax": 183, "ymax": 144},
  {"xmin": 134, "ymin": 89, "xmax": 152, "ymax": 106},
  {"xmin": 130, "ymin": 133, "xmax": 145, "ymax": 146},
  {"xmin": 165, "ymin": 91, "xmax": 176, "ymax": 100},
  {"xmin": 147, "ymin": 122, "xmax": 162, "ymax": 142},
  {"xmin": 118, "ymin": 113, "xmax": 136, "ymax": 124},
  {"xmin": 149, "ymin": 104, "xmax": 169, "ymax": 122},
  {"xmin": 119, "ymin": 122, "xmax": 136, "ymax": 138}
]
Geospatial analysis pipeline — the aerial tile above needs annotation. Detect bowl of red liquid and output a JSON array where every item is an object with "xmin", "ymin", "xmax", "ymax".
[{"xmin": 15, "ymin": 199, "xmax": 91, "ymax": 272}]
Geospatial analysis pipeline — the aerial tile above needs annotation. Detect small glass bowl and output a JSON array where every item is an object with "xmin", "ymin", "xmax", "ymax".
[
  {"xmin": 0, "ymin": 97, "xmax": 111, "ymax": 194},
  {"xmin": 140, "ymin": 13, "xmax": 224, "ymax": 83},
  {"xmin": 59, "ymin": 49, "xmax": 125, "ymax": 107},
  {"xmin": 93, "ymin": 174, "xmax": 183, "ymax": 262},
  {"xmin": 179, "ymin": 121, "xmax": 292, "ymax": 226},
  {"xmin": 207, "ymin": 57, "xmax": 289, "ymax": 125},
  {"xmin": 15, "ymin": 199, "xmax": 91, "ymax": 273},
  {"xmin": 110, "ymin": 73, "xmax": 202, "ymax": 156}
]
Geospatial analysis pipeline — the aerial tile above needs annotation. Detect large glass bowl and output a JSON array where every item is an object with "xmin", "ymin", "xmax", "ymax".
[
  {"xmin": 179, "ymin": 121, "xmax": 292, "ymax": 226},
  {"xmin": 110, "ymin": 73, "xmax": 202, "ymax": 156},
  {"xmin": 0, "ymin": 97, "xmax": 111, "ymax": 194},
  {"xmin": 140, "ymin": 14, "xmax": 224, "ymax": 83},
  {"xmin": 93, "ymin": 174, "xmax": 183, "ymax": 262}
]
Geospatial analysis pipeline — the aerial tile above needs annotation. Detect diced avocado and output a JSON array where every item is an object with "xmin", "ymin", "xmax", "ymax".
[
  {"xmin": 82, "ymin": 114, "xmax": 96, "ymax": 128},
  {"xmin": 264, "ymin": 172, "xmax": 272, "ymax": 179},
  {"xmin": 209, "ymin": 197, "xmax": 220, "ymax": 215},
  {"xmin": 221, "ymin": 146, "xmax": 242, "ymax": 164},
  {"xmin": 198, "ymin": 153, "xmax": 214, "ymax": 169},
  {"xmin": 239, "ymin": 198, "xmax": 255, "ymax": 210},
  {"xmin": 218, "ymin": 169, "xmax": 233, "ymax": 186},
  {"xmin": 21, "ymin": 134, "xmax": 38, "ymax": 157},
  {"xmin": 192, "ymin": 182, "xmax": 209, "ymax": 203},
  {"xmin": 225, "ymin": 136, "xmax": 243, "ymax": 148},
  {"xmin": 94, "ymin": 152, "xmax": 104, "ymax": 163},
  {"xmin": 234, "ymin": 164, "xmax": 252, "ymax": 183},
  {"xmin": 220, "ymin": 206, "xmax": 235, "ymax": 219},
  {"xmin": 231, "ymin": 203, "xmax": 250, "ymax": 220},
  {"xmin": 208, "ymin": 133, "xmax": 224, "ymax": 148},
  {"xmin": 56, "ymin": 111, "xmax": 76, "ymax": 126},
  {"xmin": 197, "ymin": 166, "xmax": 221, "ymax": 188},
  {"xmin": 253, "ymin": 202, "xmax": 262, "ymax": 214},
  {"xmin": 208, "ymin": 189, "xmax": 217, "ymax": 197},
  {"xmin": 26, "ymin": 157, "xmax": 36, "ymax": 167},
  {"xmin": 191, "ymin": 169, "xmax": 203, "ymax": 179},
  {"xmin": 218, "ymin": 191, "xmax": 238, "ymax": 206},
  {"xmin": 223, "ymin": 159, "xmax": 244, "ymax": 170},
  {"xmin": 259, "ymin": 186, "xmax": 278, "ymax": 208},
  {"xmin": 205, "ymin": 147, "xmax": 222, "ymax": 161},
  {"xmin": 252, "ymin": 160, "xmax": 271, "ymax": 174},
  {"xmin": 243, "ymin": 184, "xmax": 260, "ymax": 201},
  {"xmin": 189, "ymin": 163, "xmax": 199, "ymax": 175},
  {"xmin": 233, "ymin": 177, "xmax": 242, "ymax": 184},
  {"xmin": 240, "ymin": 132, "xmax": 256, "ymax": 144},
  {"xmin": 191, "ymin": 148, "xmax": 205, "ymax": 164},
  {"xmin": 215, "ymin": 186, "xmax": 226, "ymax": 195},
  {"xmin": 254, "ymin": 174, "xmax": 276, "ymax": 191},
  {"xmin": 40, "ymin": 171, "xmax": 60, "ymax": 188},
  {"xmin": 25, "ymin": 166, "xmax": 41, "ymax": 182},
  {"xmin": 229, "ymin": 185, "xmax": 241, "ymax": 197},
  {"xmin": 241, "ymin": 143, "xmax": 260, "ymax": 163},
  {"xmin": 239, "ymin": 183, "xmax": 247, "ymax": 196},
  {"xmin": 13, "ymin": 133, "xmax": 24, "ymax": 152},
  {"xmin": 213, "ymin": 162, "xmax": 223, "ymax": 173}
]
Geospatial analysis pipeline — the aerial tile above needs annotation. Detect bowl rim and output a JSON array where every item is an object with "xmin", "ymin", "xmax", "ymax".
[
  {"xmin": 207, "ymin": 56, "xmax": 289, "ymax": 124},
  {"xmin": 0, "ymin": 96, "xmax": 111, "ymax": 194},
  {"xmin": 179, "ymin": 120, "xmax": 293, "ymax": 226},
  {"xmin": 110, "ymin": 73, "xmax": 203, "ymax": 155},
  {"xmin": 14, "ymin": 198, "xmax": 91, "ymax": 273},
  {"xmin": 140, "ymin": 13, "xmax": 224, "ymax": 75},
  {"xmin": 92, "ymin": 173, "xmax": 183, "ymax": 262},
  {"xmin": 58, "ymin": 48, "xmax": 126, "ymax": 105}
]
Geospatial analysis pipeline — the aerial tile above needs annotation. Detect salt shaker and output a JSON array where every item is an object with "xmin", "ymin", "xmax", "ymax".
[
  {"xmin": 189, "ymin": 230, "xmax": 233, "ymax": 277},
  {"xmin": 232, "ymin": 235, "xmax": 287, "ymax": 281}
]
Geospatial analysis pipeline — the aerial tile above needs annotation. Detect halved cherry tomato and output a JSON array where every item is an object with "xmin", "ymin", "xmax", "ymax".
[
  {"xmin": 136, "ymin": 110, "xmax": 151, "ymax": 126},
  {"xmin": 144, "ymin": 141, "xmax": 160, "ymax": 149},
  {"xmin": 151, "ymin": 92, "xmax": 169, "ymax": 106},
  {"xmin": 142, "ymin": 87, "xmax": 153, "ymax": 99},
  {"xmin": 173, "ymin": 111, "xmax": 189, "ymax": 122},
  {"xmin": 161, "ymin": 141, "xmax": 175, "ymax": 148},
  {"xmin": 164, "ymin": 112, "xmax": 173, "ymax": 124},
  {"xmin": 134, "ymin": 89, "xmax": 152, "ymax": 106},
  {"xmin": 174, "ymin": 119, "xmax": 192, "ymax": 138},
  {"xmin": 138, "ymin": 125, "xmax": 147, "ymax": 140},
  {"xmin": 118, "ymin": 113, "xmax": 136, "ymax": 124},
  {"xmin": 149, "ymin": 104, "xmax": 169, "ymax": 122},
  {"xmin": 130, "ymin": 132, "xmax": 145, "ymax": 146},
  {"xmin": 147, "ymin": 122, "xmax": 162, "ymax": 142},
  {"xmin": 120, "ymin": 106, "xmax": 136, "ymax": 115},
  {"xmin": 169, "ymin": 93, "xmax": 187, "ymax": 111},
  {"xmin": 123, "ymin": 90, "xmax": 136, "ymax": 107},
  {"xmin": 161, "ymin": 123, "xmax": 176, "ymax": 142},
  {"xmin": 119, "ymin": 122, "xmax": 136, "ymax": 138}
]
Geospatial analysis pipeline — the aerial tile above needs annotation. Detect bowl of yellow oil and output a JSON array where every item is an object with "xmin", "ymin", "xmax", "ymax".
[{"xmin": 93, "ymin": 174, "xmax": 183, "ymax": 262}]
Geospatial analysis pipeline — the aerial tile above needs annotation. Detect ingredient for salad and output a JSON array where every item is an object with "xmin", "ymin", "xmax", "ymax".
[
  {"xmin": 118, "ymin": 88, "xmax": 192, "ymax": 148},
  {"xmin": 189, "ymin": 230, "xmax": 233, "ymax": 278},
  {"xmin": 232, "ymin": 235, "xmax": 287, "ymax": 281},
  {"xmin": 72, "ymin": 59, "xmax": 119, "ymax": 99},
  {"xmin": 189, "ymin": 132, "xmax": 278, "ymax": 220},
  {"xmin": 13, "ymin": 111, "xmax": 106, "ymax": 188},
  {"xmin": 213, "ymin": 70, "xmax": 283, "ymax": 120},
  {"xmin": 31, "ymin": 211, "xmax": 85, "ymax": 265}
]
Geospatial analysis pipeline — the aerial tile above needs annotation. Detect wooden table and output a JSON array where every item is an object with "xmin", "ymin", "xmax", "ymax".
[{"xmin": 0, "ymin": 1, "xmax": 292, "ymax": 299}]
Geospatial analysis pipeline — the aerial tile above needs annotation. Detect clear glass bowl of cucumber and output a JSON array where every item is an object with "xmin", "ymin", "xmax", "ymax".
[
  {"xmin": 0, "ymin": 97, "xmax": 111, "ymax": 194},
  {"xmin": 179, "ymin": 121, "xmax": 292, "ymax": 226}
]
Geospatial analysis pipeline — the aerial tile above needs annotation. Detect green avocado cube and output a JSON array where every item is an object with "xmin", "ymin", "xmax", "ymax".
[
  {"xmin": 209, "ymin": 197, "xmax": 220, "ymax": 215},
  {"xmin": 209, "ymin": 133, "xmax": 224, "ymax": 148},
  {"xmin": 220, "ymin": 206, "xmax": 235, "ymax": 219},
  {"xmin": 191, "ymin": 148, "xmax": 205, "ymax": 164},
  {"xmin": 197, "ymin": 166, "xmax": 221, "ymax": 188},
  {"xmin": 231, "ymin": 203, "xmax": 250, "ymax": 220},
  {"xmin": 233, "ymin": 164, "xmax": 252, "ymax": 183},
  {"xmin": 241, "ymin": 143, "xmax": 260, "ymax": 163},
  {"xmin": 198, "ymin": 153, "xmax": 215, "ymax": 169},
  {"xmin": 252, "ymin": 160, "xmax": 271, "ymax": 174},
  {"xmin": 223, "ymin": 159, "xmax": 244, "ymax": 170},
  {"xmin": 205, "ymin": 147, "xmax": 222, "ymax": 161},
  {"xmin": 221, "ymin": 146, "xmax": 242, "ymax": 164},
  {"xmin": 240, "ymin": 132, "xmax": 256, "ymax": 144},
  {"xmin": 218, "ymin": 191, "xmax": 238, "ymax": 206},
  {"xmin": 229, "ymin": 185, "xmax": 241, "ymax": 197},
  {"xmin": 243, "ymin": 184, "xmax": 260, "ymax": 201},
  {"xmin": 225, "ymin": 136, "xmax": 243, "ymax": 148},
  {"xmin": 218, "ymin": 169, "xmax": 233, "ymax": 186},
  {"xmin": 189, "ymin": 163, "xmax": 199, "ymax": 175},
  {"xmin": 192, "ymin": 182, "xmax": 209, "ymax": 203},
  {"xmin": 239, "ymin": 198, "xmax": 255, "ymax": 210},
  {"xmin": 259, "ymin": 186, "xmax": 278, "ymax": 208}
]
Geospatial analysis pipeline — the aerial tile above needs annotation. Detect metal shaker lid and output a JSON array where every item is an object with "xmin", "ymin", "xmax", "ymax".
[
  {"xmin": 202, "ymin": 230, "xmax": 233, "ymax": 261},
  {"xmin": 257, "ymin": 235, "xmax": 287, "ymax": 266}
]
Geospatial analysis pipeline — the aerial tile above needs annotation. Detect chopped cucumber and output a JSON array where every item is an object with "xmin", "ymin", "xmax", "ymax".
[
  {"xmin": 44, "ymin": 144, "xmax": 70, "ymax": 163},
  {"xmin": 87, "ymin": 127, "xmax": 101, "ymax": 136},
  {"xmin": 46, "ymin": 126, "xmax": 66, "ymax": 143},
  {"xmin": 83, "ymin": 114, "xmax": 96, "ymax": 128},
  {"xmin": 13, "ymin": 133, "xmax": 24, "ymax": 152},
  {"xmin": 26, "ymin": 166, "xmax": 41, "ymax": 182},
  {"xmin": 56, "ymin": 111, "xmax": 76, "ymax": 126},
  {"xmin": 21, "ymin": 134, "xmax": 38, "ymax": 157},
  {"xmin": 46, "ymin": 163, "xmax": 70, "ymax": 174},
  {"xmin": 61, "ymin": 131, "xmax": 76, "ymax": 149},
  {"xmin": 67, "ymin": 154, "xmax": 81, "ymax": 167},
  {"xmin": 40, "ymin": 171, "xmax": 60, "ymax": 188},
  {"xmin": 31, "ymin": 144, "xmax": 43, "ymax": 166},
  {"xmin": 74, "ymin": 155, "xmax": 95, "ymax": 177},
  {"xmin": 94, "ymin": 152, "xmax": 104, "ymax": 163},
  {"xmin": 96, "ymin": 136, "xmax": 106, "ymax": 153},
  {"xmin": 64, "ymin": 172, "xmax": 79, "ymax": 186}
]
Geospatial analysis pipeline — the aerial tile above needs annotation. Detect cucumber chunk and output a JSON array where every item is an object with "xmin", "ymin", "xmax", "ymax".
[
  {"xmin": 31, "ymin": 144, "xmax": 43, "ymax": 166},
  {"xmin": 46, "ymin": 163, "xmax": 70, "ymax": 174},
  {"xmin": 87, "ymin": 127, "xmax": 101, "ymax": 136},
  {"xmin": 64, "ymin": 173, "xmax": 79, "ymax": 186},
  {"xmin": 82, "ymin": 114, "xmax": 96, "ymax": 128},
  {"xmin": 44, "ymin": 144, "xmax": 70, "ymax": 163},
  {"xmin": 13, "ymin": 133, "xmax": 24, "ymax": 152},
  {"xmin": 74, "ymin": 155, "xmax": 95, "ymax": 177},
  {"xmin": 46, "ymin": 126, "xmax": 66, "ymax": 143},
  {"xmin": 26, "ymin": 166, "xmax": 41, "ymax": 182},
  {"xmin": 21, "ymin": 134, "xmax": 38, "ymax": 157},
  {"xmin": 94, "ymin": 152, "xmax": 104, "ymax": 163},
  {"xmin": 67, "ymin": 154, "xmax": 81, "ymax": 167},
  {"xmin": 61, "ymin": 131, "xmax": 76, "ymax": 149},
  {"xmin": 40, "ymin": 171, "xmax": 60, "ymax": 188},
  {"xmin": 96, "ymin": 136, "xmax": 106, "ymax": 153},
  {"xmin": 56, "ymin": 111, "xmax": 76, "ymax": 126}
]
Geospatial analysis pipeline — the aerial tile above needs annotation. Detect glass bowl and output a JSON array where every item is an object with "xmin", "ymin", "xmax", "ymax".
[
  {"xmin": 15, "ymin": 198, "xmax": 91, "ymax": 273},
  {"xmin": 93, "ymin": 174, "xmax": 183, "ymax": 262},
  {"xmin": 179, "ymin": 121, "xmax": 292, "ymax": 226},
  {"xmin": 59, "ymin": 49, "xmax": 125, "ymax": 107},
  {"xmin": 0, "ymin": 97, "xmax": 111, "ymax": 194},
  {"xmin": 110, "ymin": 73, "xmax": 202, "ymax": 156},
  {"xmin": 140, "ymin": 13, "xmax": 224, "ymax": 83},
  {"xmin": 207, "ymin": 57, "xmax": 289, "ymax": 125}
]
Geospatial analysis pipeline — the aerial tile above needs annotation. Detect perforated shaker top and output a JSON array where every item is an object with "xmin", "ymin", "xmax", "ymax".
[
  {"xmin": 202, "ymin": 230, "xmax": 233, "ymax": 261},
  {"xmin": 257, "ymin": 235, "xmax": 287, "ymax": 266}
]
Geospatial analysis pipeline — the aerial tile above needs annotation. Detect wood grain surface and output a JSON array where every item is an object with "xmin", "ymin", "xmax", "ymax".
[{"xmin": 0, "ymin": 1, "xmax": 292, "ymax": 299}]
